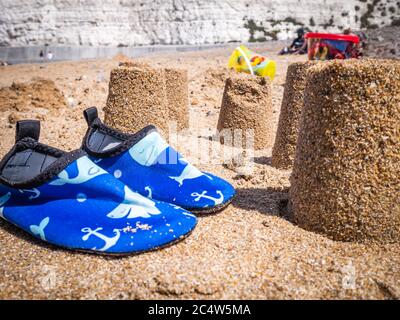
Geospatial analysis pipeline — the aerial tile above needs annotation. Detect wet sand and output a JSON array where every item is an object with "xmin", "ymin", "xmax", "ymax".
[{"xmin": 0, "ymin": 43, "xmax": 399, "ymax": 299}]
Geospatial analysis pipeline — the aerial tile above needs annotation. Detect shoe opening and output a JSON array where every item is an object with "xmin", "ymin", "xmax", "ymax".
[
  {"xmin": 87, "ymin": 128, "xmax": 124, "ymax": 153},
  {"xmin": 0, "ymin": 120, "xmax": 83, "ymax": 187}
]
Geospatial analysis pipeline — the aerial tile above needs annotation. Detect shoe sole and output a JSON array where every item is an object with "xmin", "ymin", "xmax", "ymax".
[
  {"xmin": 185, "ymin": 196, "xmax": 235, "ymax": 215},
  {"xmin": 1, "ymin": 218, "xmax": 196, "ymax": 257},
  {"xmin": 74, "ymin": 226, "xmax": 196, "ymax": 256}
]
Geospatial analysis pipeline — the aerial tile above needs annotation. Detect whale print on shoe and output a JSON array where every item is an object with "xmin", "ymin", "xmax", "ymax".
[
  {"xmin": 81, "ymin": 107, "xmax": 236, "ymax": 214},
  {"xmin": 0, "ymin": 120, "xmax": 197, "ymax": 255}
]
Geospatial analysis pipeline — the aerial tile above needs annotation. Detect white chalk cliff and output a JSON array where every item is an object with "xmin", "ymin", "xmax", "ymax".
[{"xmin": 0, "ymin": 0, "xmax": 398, "ymax": 46}]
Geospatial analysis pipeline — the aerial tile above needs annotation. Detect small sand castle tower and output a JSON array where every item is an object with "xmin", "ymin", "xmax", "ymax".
[
  {"xmin": 217, "ymin": 73, "xmax": 274, "ymax": 150},
  {"xmin": 105, "ymin": 61, "xmax": 189, "ymax": 134},
  {"xmin": 290, "ymin": 59, "xmax": 400, "ymax": 244},
  {"xmin": 272, "ymin": 62, "xmax": 315, "ymax": 169},
  {"xmin": 164, "ymin": 68, "xmax": 189, "ymax": 130},
  {"xmin": 104, "ymin": 66, "xmax": 169, "ymax": 133}
]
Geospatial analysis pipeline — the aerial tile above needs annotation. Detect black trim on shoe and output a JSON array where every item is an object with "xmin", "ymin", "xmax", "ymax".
[
  {"xmin": 83, "ymin": 106, "xmax": 99, "ymax": 126},
  {"xmin": 15, "ymin": 120, "xmax": 40, "ymax": 142},
  {"xmin": 0, "ymin": 121, "xmax": 87, "ymax": 189},
  {"xmin": 82, "ymin": 107, "xmax": 157, "ymax": 158},
  {"xmin": 0, "ymin": 138, "xmax": 86, "ymax": 189}
]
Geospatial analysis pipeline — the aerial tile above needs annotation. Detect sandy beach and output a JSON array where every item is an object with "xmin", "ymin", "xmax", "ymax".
[{"xmin": 0, "ymin": 42, "xmax": 399, "ymax": 299}]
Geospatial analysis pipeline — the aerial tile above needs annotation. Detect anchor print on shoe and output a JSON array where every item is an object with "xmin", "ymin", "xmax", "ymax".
[
  {"xmin": 81, "ymin": 107, "xmax": 236, "ymax": 214},
  {"xmin": 0, "ymin": 120, "xmax": 197, "ymax": 255}
]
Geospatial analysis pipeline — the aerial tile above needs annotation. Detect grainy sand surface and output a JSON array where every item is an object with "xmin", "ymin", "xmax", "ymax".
[{"xmin": 0, "ymin": 43, "xmax": 399, "ymax": 299}]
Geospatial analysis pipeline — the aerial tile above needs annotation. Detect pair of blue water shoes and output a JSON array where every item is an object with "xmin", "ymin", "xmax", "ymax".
[{"xmin": 0, "ymin": 108, "xmax": 235, "ymax": 255}]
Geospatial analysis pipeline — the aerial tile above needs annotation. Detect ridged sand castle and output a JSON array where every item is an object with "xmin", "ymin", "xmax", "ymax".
[
  {"xmin": 272, "ymin": 61, "xmax": 316, "ymax": 169},
  {"xmin": 290, "ymin": 59, "xmax": 400, "ymax": 244},
  {"xmin": 217, "ymin": 72, "xmax": 274, "ymax": 150},
  {"xmin": 105, "ymin": 62, "xmax": 189, "ymax": 134}
]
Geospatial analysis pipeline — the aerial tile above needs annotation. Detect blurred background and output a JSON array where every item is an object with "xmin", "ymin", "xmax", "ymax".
[{"xmin": 0, "ymin": 0, "xmax": 399, "ymax": 63}]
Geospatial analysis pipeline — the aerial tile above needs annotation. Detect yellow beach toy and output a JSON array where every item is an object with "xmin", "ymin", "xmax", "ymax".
[{"xmin": 228, "ymin": 45, "xmax": 276, "ymax": 80}]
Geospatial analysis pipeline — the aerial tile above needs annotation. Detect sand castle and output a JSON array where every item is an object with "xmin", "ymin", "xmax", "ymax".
[
  {"xmin": 271, "ymin": 62, "xmax": 315, "ymax": 169},
  {"xmin": 290, "ymin": 59, "xmax": 400, "ymax": 244},
  {"xmin": 164, "ymin": 68, "xmax": 189, "ymax": 130},
  {"xmin": 105, "ymin": 61, "xmax": 189, "ymax": 133},
  {"xmin": 104, "ymin": 66, "xmax": 169, "ymax": 133},
  {"xmin": 217, "ymin": 73, "xmax": 274, "ymax": 150}
]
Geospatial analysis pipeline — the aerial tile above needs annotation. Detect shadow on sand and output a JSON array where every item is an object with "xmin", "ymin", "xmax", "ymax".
[
  {"xmin": 252, "ymin": 156, "xmax": 272, "ymax": 166},
  {"xmin": 232, "ymin": 186, "xmax": 292, "ymax": 221}
]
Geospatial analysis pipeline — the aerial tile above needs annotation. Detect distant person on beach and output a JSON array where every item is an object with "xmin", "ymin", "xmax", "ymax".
[
  {"xmin": 346, "ymin": 29, "xmax": 367, "ymax": 56},
  {"xmin": 279, "ymin": 28, "xmax": 308, "ymax": 55},
  {"xmin": 39, "ymin": 50, "xmax": 44, "ymax": 63},
  {"xmin": 47, "ymin": 51, "xmax": 53, "ymax": 61},
  {"xmin": 343, "ymin": 28, "xmax": 365, "ymax": 57},
  {"xmin": 354, "ymin": 30, "xmax": 367, "ymax": 56}
]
